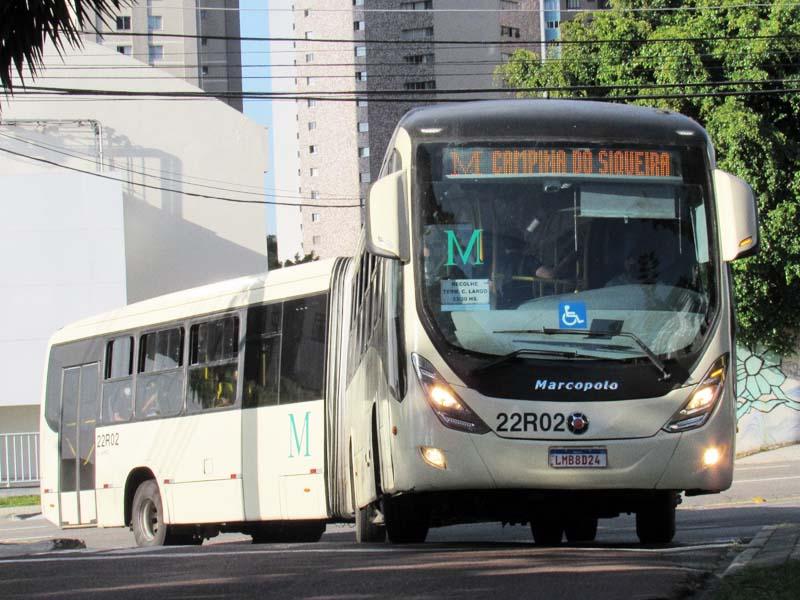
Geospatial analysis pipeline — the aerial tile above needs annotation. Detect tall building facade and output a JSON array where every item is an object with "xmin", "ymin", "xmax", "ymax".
[
  {"xmin": 273, "ymin": 0, "xmax": 540, "ymax": 260},
  {"xmin": 542, "ymin": 0, "xmax": 609, "ymax": 56},
  {"xmin": 90, "ymin": 0, "xmax": 244, "ymax": 112}
]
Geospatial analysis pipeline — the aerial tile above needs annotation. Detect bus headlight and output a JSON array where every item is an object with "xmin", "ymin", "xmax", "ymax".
[
  {"xmin": 411, "ymin": 353, "xmax": 490, "ymax": 434},
  {"xmin": 664, "ymin": 355, "xmax": 728, "ymax": 433}
]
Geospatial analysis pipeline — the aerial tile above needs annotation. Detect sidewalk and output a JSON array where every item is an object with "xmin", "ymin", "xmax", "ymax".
[{"xmin": 723, "ymin": 523, "xmax": 800, "ymax": 576}]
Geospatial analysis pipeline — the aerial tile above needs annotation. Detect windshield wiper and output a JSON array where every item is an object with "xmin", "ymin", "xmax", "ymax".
[
  {"xmin": 473, "ymin": 348, "xmax": 581, "ymax": 374},
  {"xmin": 493, "ymin": 328, "xmax": 671, "ymax": 381}
]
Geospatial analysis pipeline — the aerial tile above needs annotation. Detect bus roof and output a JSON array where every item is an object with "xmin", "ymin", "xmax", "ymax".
[
  {"xmin": 398, "ymin": 100, "xmax": 710, "ymax": 150},
  {"xmin": 49, "ymin": 258, "xmax": 340, "ymax": 346}
]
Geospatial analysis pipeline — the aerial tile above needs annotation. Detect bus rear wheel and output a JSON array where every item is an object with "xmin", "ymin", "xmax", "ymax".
[
  {"xmin": 636, "ymin": 493, "xmax": 677, "ymax": 544},
  {"xmin": 132, "ymin": 479, "xmax": 188, "ymax": 547},
  {"xmin": 384, "ymin": 496, "xmax": 429, "ymax": 544}
]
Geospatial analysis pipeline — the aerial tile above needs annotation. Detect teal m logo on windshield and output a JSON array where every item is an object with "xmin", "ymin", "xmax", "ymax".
[
  {"xmin": 289, "ymin": 411, "xmax": 311, "ymax": 458},
  {"xmin": 445, "ymin": 229, "xmax": 484, "ymax": 266}
]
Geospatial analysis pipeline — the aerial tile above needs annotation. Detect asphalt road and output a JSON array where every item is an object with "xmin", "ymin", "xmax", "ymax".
[{"xmin": 1, "ymin": 446, "xmax": 798, "ymax": 599}]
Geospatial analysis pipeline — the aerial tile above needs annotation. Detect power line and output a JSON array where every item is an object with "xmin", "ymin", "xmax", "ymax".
[
  {"xmin": 0, "ymin": 146, "xmax": 363, "ymax": 209},
  {"xmin": 15, "ymin": 76, "xmax": 800, "ymax": 98},
  {"xmin": 8, "ymin": 84, "xmax": 800, "ymax": 106},
  {"xmin": 86, "ymin": 30, "xmax": 800, "ymax": 47},
  {"xmin": 140, "ymin": 2, "xmax": 800, "ymax": 13},
  {"xmin": 39, "ymin": 46, "xmax": 800, "ymax": 72},
  {"xmin": 0, "ymin": 131, "xmax": 359, "ymax": 201}
]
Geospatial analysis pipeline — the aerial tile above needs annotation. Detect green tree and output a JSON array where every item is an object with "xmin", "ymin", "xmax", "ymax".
[
  {"xmin": 267, "ymin": 235, "xmax": 282, "ymax": 270},
  {"xmin": 499, "ymin": 0, "xmax": 800, "ymax": 355},
  {"xmin": 0, "ymin": 0, "xmax": 129, "ymax": 103},
  {"xmin": 283, "ymin": 251, "xmax": 319, "ymax": 268}
]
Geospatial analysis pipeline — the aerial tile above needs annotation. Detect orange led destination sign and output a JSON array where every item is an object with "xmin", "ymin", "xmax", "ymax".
[{"xmin": 445, "ymin": 147, "xmax": 680, "ymax": 179}]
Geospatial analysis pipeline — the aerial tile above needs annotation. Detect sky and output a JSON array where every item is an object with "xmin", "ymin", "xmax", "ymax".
[{"xmin": 239, "ymin": 0, "xmax": 276, "ymax": 235}]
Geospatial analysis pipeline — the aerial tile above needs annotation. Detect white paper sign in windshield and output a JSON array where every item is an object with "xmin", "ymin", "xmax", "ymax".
[{"xmin": 441, "ymin": 279, "xmax": 490, "ymax": 312}]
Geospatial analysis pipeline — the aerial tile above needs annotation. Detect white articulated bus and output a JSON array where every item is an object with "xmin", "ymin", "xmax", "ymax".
[
  {"xmin": 345, "ymin": 100, "xmax": 758, "ymax": 545},
  {"xmin": 41, "ymin": 101, "xmax": 758, "ymax": 546},
  {"xmin": 40, "ymin": 259, "xmax": 346, "ymax": 545}
]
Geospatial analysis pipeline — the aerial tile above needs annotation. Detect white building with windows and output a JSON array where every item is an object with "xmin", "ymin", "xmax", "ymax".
[
  {"xmin": 0, "ymin": 42, "xmax": 268, "ymax": 448},
  {"xmin": 271, "ymin": 0, "xmax": 540, "ymax": 261},
  {"xmin": 88, "ymin": 0, "xmax": 244, "ymax": 112}
]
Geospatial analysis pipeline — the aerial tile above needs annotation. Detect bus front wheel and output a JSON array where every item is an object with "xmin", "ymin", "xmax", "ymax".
[
  {"xmin": 383, "ymin": 496, "xmax": 429, "ymax": 544},
  {"xmin": 636, "ymin": 493, "xmax": 677, "ymax": 544}
]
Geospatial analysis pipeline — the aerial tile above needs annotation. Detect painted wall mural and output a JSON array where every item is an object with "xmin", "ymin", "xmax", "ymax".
[{"xmin": 735, "ymin": 345, "xmax": 800, "ymax": 455}]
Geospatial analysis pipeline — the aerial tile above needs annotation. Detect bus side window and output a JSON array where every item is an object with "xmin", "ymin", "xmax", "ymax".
[
  {"xmin": 101, "ymin": 336, "xmax": 134, "ymax": 424},
  {"xmin": 243, "ymin": 303, "xmax": 282, "ymax": 408},
  {"xmin": 187, "ymin": 316, "xmax": 240, "ymax": 411},
  {"xmin": 136, "ymin": 327, "xmax": 185, "ymax": 419},
  {"xmin": 280, "ymin": 294, "xmax": 327, "ymax": 404}
]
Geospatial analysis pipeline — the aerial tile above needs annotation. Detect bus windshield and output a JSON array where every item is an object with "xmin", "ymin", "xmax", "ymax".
[{"xmin": 416, "ymin": 142, "xmax": 717, "ymax": 363}]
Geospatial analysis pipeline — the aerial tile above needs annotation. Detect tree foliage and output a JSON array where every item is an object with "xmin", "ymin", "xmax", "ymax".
[
  {"xmin": 0, "ymin": 0, "xmax": 129, "ymax": 101},
  {"xmin": 282, "ymin": 251, "xmax": 320, "ymax": 268},
  {"xmin": 499, "ymin": 0, "xmax": 800, "ymax": 355}
]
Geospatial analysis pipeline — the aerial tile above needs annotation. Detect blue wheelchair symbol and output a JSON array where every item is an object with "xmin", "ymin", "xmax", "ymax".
[{"xmin": 559, "ymin": 302, "xmax": 587, "ymax": 330}]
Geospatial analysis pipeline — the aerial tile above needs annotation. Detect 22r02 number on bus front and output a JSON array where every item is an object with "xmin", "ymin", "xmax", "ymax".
[{"xmin": 496, "ymin": 412, "xmax": 567, "ymax": 433}]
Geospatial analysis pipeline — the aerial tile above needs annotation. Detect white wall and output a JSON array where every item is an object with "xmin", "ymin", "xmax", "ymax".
[
  {"xmin": 1, "ymin": 41, "xmax": 269, "ymax": 302},
  {"xmin": 0, "ymin": 41, "xmax": 270, "ymax": 432},
  {"xmin": 0, "ymin": 172, "xmax": 127, "ymax": 410}
]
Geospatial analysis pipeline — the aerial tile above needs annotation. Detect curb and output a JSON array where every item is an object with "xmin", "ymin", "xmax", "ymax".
[
  {"xmin": 0, "ymin": 506, "xmax": 40, "ymax": 519},
  {"xmin": 0, "ymin": 538, "xmax": 85, "ymax": 559},
  {"xmin": 722, "ymin": 524, "xmax": 777, "ymax": 577}
]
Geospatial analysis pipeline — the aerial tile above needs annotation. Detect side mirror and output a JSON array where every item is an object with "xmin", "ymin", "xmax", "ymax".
[
  {"xmin": 713, "ymin": 169, "xmax": 759, "ymax": 261},
  {"xmin": 366, "ymin": 171, "xmax": 409, "ymax": 262}
]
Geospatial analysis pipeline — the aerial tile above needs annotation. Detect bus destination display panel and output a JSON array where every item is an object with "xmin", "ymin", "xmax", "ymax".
[{"xmin": 445, "ymin": 147, "xmax": 682, "ymax": 180}]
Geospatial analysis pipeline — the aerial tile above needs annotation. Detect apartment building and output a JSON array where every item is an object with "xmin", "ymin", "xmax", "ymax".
[
  {"xmin": 273, "ymin": 0, "xmax": 540, "ymax": 260},
  {"xmin": 541, "ymin": 0, "xmax": 609, "ymax": 55},
  {"xmin": 90, "ymin": 0, "xmax": 243, "ymax": 112}
]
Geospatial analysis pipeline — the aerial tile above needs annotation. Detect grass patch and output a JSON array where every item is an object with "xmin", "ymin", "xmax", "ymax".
[
  {"xmin": 0, "ymin": 494, "xmax": 40, "ymax": 508},
  {"xmin": 715, "ymin": 560, "xmax": 800, "ymax": 600}
]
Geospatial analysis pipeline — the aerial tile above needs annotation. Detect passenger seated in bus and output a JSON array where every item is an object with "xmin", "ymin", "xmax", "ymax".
[
  {"xmin": 140, "ymin": 381, "xmax": 160, "ymax": 418},
  {"xmin": 110, "ymin": 385, "xmax": 132, "ymax": 422},
  {"xmin": 215, "ymin": 377, "xmax": 235, "ymax": 408}
]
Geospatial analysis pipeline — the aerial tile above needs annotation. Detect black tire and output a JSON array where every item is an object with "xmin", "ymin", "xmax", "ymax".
[
  {"xmin": 131, "ymin": 480, "xmax": 168, "ymax": 547},
  {"xmin": 350, "ymin": 451, "xmax": 385, "ymax": 543},
  {"xmin": 384, "ymin": 496, "xmax": 429, "ymax": 544},
  {"xmin": 531, "ymin": 519, "xmax": 563, "ymax": 546},
  {"xmin": 563, "ymin": 517, "xmax": 598, "ymax": 543},
  {"xmin": 166, "ymin": 528, "xmax": 204, "ymax": 546},
  {"xmin": 355, "ymin": 503, "xmax": 386, "ymax": 543},
  {"xmin": 251, "ymin": 521, "xmax": 326, "ymax": 544},
  {"xmin": 636, "ymin": 493, "xmax": 677, "ymax": 544}
]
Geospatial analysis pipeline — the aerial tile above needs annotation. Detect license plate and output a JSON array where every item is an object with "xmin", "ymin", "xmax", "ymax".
[{"xmin": 549, "ymin": 447, "xmax": 608, "ymax": 468}]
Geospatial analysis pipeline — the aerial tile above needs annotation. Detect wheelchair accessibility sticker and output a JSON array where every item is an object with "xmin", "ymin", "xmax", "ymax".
[{"xmin": 558, "ymin": 302, "xmax": 587, "ymax": 329}]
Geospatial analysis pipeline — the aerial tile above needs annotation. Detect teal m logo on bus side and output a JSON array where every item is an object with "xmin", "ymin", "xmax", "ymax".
[
  {"xmin": 445, "ymin": 228, "xmax": 484, "ymax": 266},
  {"xmin": 289, "ymin": 411, "xmax": 311, "ymax": 458}
]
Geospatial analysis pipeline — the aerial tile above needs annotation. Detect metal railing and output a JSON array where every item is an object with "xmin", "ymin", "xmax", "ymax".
[{"xmin": 1, "ymin": 432, "xmax": 39, "ymax": 487}]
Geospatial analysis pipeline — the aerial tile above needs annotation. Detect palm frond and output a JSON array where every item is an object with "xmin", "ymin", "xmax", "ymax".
[{"xmin": 0, "ymin": 0, "xmax": 130, "ymax": 97}]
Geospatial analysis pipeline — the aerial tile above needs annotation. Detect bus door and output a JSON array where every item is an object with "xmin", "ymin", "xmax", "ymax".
[{"xmin": 59, "ymin": 364, "xmax": 99, "ymax": 526}]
